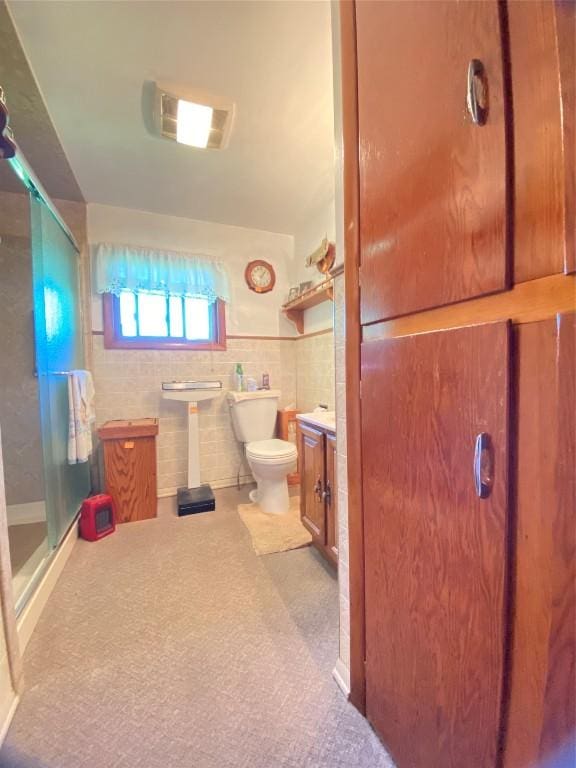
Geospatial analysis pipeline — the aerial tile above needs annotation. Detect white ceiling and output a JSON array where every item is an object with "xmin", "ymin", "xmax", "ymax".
[{"xmin": 8, "ymin": 0, "xmax": 335, "ymax": 235}]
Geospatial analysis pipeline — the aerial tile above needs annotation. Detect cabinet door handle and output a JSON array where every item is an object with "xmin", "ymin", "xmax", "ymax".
[
  {"xmin": 314, "ymin": 478, "xmax": 323, "ymax": 502},
  {"xmin": 322, "ymin": 482, "xmax": 331, "ymax": 505},
  {"xmin": 474, "ymin": 432, "xmax": 493, "ymax": 499},
  {"xmin": 466, "ymin": 59, "xmax": 488, "ymax": 126}
]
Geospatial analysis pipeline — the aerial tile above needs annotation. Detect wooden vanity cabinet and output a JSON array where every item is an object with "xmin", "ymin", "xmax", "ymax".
[
  {"xmin": 298, "ymin": 422, "xmax": 338, "ymax": 567},
  {"xmin": 324, "ymin": 433, "xmax": 338, "ymax": 565},
  {"xmin": 299, "ymin": 424, "xmax": 325, "ymax": 547}
]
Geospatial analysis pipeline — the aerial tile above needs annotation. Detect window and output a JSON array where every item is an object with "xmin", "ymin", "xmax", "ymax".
[{"xmin": 103, "ymin": 291, "xmax": 226, "ymax": 350}]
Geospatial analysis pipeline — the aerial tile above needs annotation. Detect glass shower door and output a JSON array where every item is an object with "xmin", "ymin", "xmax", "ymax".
[{"xmin": 30, "ymin": 193, "xmax": 90, "ymax": 548}]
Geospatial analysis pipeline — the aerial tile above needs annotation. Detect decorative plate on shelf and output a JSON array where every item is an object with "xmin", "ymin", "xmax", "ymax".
[{"xmin": 245, "ymin": 260, "xmax": 276, "ymax": 293}]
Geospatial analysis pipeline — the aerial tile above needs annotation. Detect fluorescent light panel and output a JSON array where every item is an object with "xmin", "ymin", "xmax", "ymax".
[{"xmin": 176, "ymin": 99, "xmax": 213, "ymax": 148}]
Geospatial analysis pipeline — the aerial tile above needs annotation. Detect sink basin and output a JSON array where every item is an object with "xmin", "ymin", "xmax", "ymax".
[
  {"xmin": 296, "ymin": 411, "xmax": 336, "ymax": 433},
  {"xmin": 162, "ymin": 389, "xmax": 221, "ymax": 403},
  {"xmin": 162, "ymin": 381, "xmax": 222, "ymax": 403}
]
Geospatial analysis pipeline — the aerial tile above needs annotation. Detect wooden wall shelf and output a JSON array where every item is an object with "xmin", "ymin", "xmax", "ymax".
[{"xmin": 282, "ymin": 279, "xmax": 334, "ymax": 334}]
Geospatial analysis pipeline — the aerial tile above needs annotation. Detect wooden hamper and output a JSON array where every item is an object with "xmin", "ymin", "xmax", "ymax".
[
  {"xmin": 98, "ymin": 418, "xmax": 159, "ymax": 523},
  {"xmin": 277, "ymin": 409, "xmax": 300, "ymax": 485}
]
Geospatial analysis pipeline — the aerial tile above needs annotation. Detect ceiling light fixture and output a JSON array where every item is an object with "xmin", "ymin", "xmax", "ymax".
[
  {"xmin": 176, "ymin": 100, "xmax": 213, "ymax": 148},
  {"xmin": 154, "ymin": 83, "xmax": 235, "ymax": 151}
]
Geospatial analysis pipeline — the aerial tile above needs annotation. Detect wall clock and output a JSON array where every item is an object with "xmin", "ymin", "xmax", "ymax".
[{"xmin": 245, "ymin": 260, "xmax": 276, "ymax": 293}]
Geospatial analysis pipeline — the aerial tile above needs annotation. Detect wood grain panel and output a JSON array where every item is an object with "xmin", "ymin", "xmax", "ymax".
[
  {"xmin": 555, "ymin": 1, "xmax": 575, "ymax": 274},
  {"xmin": 541, "ymin": 312, "xmax": 576, "ymax": 758},
  {"xmin": 298, "ymin": 424, "xmax": 326, "ymax": 547},
  {"xmin": 362, "ymin": 322, "xmax": 510, "ymax": 768},
  {"xmin": 325, "ymin": 432, "xmax": 338, "ymax": 566},
  {"xmin": 505, "ymin": 312, "xmax": 576, "ymax": 767},
  {"xmin": 357, "ymin": 0, "xmax": 508, "ymax": 324},
  {"xmin": 508, "ymin": 1, "xmax": 566, "ymax": 282},
  {"xmin": 103, "ymin": 437, "xmax": 157, "ymax": 523},
  {"xmin": 340, "ymin": 0, "xmax": 366, "ymax": 713},
  {"xmin": 98, "ymin": 418, "xmax": 158, "ymax": 441},
  {"xmin": 363, "ymin": 273, "xmax": 576, "ymax": 342},
  {"xmin": 277, "ymin": 410, "xmax": 300, "ymax": 485}
]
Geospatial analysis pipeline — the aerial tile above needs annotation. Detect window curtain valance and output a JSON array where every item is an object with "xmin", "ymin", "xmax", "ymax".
[{"xmin": 93, "ymin": 242, "xmax": 231, "ymax": 303}]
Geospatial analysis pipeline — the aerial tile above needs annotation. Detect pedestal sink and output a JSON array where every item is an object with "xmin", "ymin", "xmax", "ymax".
[{"xmin": 162, "ymin": 381, "xmax": 222, "ymax": 515}]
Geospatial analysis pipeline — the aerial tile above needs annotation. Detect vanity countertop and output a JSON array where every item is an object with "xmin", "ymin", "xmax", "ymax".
[{"xmin": 296, "ymin": 411, "xmax": 336, "ymax": 433}]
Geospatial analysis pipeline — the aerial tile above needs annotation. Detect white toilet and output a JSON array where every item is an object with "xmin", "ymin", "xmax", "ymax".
[{"xmin": 227, "ymin": 390, "xmax": 297, "ymax": 515}]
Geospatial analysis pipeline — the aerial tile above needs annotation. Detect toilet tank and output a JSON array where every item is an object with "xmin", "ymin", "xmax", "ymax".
[{"xmin": 227, "ymin": 390, "xmax": 281, "ymax": 443}]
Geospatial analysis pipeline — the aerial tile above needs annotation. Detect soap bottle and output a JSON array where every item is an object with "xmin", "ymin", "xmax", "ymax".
[{"xmin": 235, "ymin": 363, "xmax": 244, "ymax": 392}]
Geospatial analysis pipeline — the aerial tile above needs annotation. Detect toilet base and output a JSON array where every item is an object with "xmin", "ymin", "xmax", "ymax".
[
  {"xmin": 177, "ymin": 484, "xmax": 215, "ymax": 516},
  {"xmin": 251, "ymin": 476, "xmax": 290, "ymax": 515}
]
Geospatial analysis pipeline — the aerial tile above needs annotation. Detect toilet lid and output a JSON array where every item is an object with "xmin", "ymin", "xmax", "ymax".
[{"xmin": 246, "ymin": 439, "xmax": 297, "ymax": 460}]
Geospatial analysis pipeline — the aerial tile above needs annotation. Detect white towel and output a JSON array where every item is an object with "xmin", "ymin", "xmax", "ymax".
[{"xmin": 67, "ymin": 370, "xmax": 96, "ymax": 464}]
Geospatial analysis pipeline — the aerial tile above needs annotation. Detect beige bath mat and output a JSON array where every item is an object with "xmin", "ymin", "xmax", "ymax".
[{"xmin": 238, "ymin": 496, "xmax": 312, "ymax": 555}]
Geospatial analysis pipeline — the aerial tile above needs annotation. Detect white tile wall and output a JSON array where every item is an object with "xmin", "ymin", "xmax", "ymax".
[
  {"xmin": 294, "ymin": 331, "xmax": 335, "ymax": 412},
  {"xmin": 92, "ymin": 335, "xmax": 296, "ymax": 495},
  {"xmin": 333, "ymin": 274, "xmax": 350, "ymax": 676}
]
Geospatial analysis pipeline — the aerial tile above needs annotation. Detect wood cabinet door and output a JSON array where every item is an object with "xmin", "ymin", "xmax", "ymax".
[
  {"xmin": 356, "ymin": 1, "xmax": 508, "ymax": 323},
  {"xmin": 505, "ymin": 312, "xmax": 575, "ymax": 767},
  {"xmin": 508, "ymin": 1, "xmax": 568, "ymax": 282},
  {"xmin": 361, "ymin": 322, "xmax": 510, "ymax": 768},
  {"xmin": 298, "ymin": 424, "xmax": 326, "ymax": 546},
  {"xmin": 555, "ymin": 1, "xmax": 576, "ymax": 275},
  {"xmin": 325, "ymin": 432, "xmax": 338, "ymax": 565}
]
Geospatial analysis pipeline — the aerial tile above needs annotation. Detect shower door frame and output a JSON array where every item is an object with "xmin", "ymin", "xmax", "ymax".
[{"xmin": 4, "ymin": 148, "xmax": 87, "ymax": 616}]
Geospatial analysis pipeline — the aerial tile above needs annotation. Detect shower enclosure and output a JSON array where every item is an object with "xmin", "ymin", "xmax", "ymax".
[{"xmin": 0, "ymin": 153, "xmax": 89, "ymax": 612}]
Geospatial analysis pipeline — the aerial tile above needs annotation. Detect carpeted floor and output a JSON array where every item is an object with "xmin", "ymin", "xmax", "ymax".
[{"xmin": 0, "ymin": 485, "xmax": 394, "ymax": 768}]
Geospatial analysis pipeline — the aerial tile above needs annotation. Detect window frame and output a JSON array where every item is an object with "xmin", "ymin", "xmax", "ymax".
[{"xmin": 102, "ymin": 292, "xmax": 227, "ymax": 351}]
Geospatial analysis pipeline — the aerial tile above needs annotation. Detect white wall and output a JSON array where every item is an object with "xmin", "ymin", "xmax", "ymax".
[
  {"xmin": 291, "ymin": 198, "xmax": 336, "ymax": 287},
  {"xmin": 88, "ymin": 203, "xmax": 296, "ymax": 338},
  {"xmin": 289, "ymin": 198, "xmax": 336, "ymax": 334}
]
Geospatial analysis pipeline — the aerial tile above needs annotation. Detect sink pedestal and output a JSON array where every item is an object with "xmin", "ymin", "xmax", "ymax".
[
  {"xmin": 185, "ymin": 401, "xmax": 202, "ymax": 489},
  {"xmin": 161, "ymin": 383, "xmax": 221, "ymax": 515},
  {"xmin": 177, "ymin": 401, "xmax": 215, "ymax": 515}
]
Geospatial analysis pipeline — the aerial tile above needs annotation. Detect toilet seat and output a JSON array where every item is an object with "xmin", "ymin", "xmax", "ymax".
[{"xmin": 246, "ymin": 439, "xmax": 297, "ymax": 464}]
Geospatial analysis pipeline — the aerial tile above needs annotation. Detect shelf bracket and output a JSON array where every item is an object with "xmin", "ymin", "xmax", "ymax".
[{"xmin": 283, "ymin": 308, "xmax": 305, "ymax": 334}]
